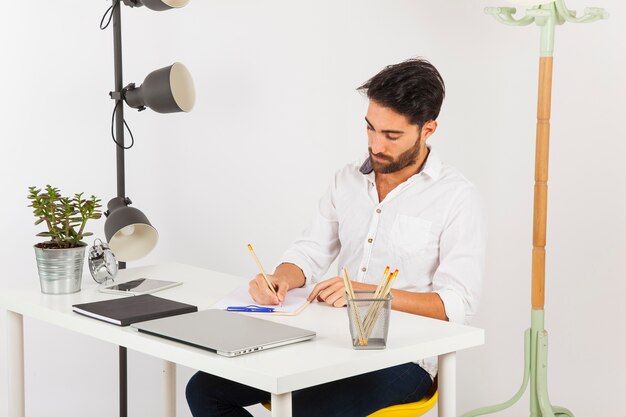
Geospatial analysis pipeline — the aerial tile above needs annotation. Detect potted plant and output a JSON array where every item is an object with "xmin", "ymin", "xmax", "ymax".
[{"xmin": 28, "ymin": 185, "xmax": 102, "ymax": 294}]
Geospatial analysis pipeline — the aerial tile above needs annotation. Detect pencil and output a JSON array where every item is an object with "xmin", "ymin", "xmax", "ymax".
[
  {"xmin": 247, "ymin": 244, "xmax": 280, "ymax": 304},
  {"xmin": 343, "ymin": 267, "xmax": 367, "ymax": 345},
  {"xmin": 372, "ymin": 266, "xmax": 390, "ymax": 299},
  {"xmin": 363, "ymin": 269, "xmax": 398, "ymax": 338},
  {"xmin": 363, "ymin": 267, "xmax": 394, "ymax": 336}
]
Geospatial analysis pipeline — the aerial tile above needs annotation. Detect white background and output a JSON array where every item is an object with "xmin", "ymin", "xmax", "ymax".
[{"xmin": 1, "ymin": 1, "xmax": 624, "ymax": 416}]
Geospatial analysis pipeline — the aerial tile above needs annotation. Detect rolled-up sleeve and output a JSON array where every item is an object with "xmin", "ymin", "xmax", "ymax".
[
  {"xmin": 279, "ymin": 180, "xmax": 341, "ymax": 283},
  {"xmin": 433, "ymin": 185, "xmax": 486, "ymax": 324}
]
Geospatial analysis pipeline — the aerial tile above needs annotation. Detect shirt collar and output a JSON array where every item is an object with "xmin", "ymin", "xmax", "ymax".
[{"xmin": 359, "ymin": 146, "xmax": 442, "ymax": 181}]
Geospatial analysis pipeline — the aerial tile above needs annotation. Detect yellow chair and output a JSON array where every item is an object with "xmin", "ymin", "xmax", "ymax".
[
  {"xmin": 261, "ymin": 380, "xmax": 437, "ymax": 417},
  {"xmin": 367, "ymin": 381, "xmax": 438, "ymax": 417}
]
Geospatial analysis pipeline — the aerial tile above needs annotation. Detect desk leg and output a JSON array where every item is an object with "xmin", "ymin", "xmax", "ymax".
[
  {"xmin": 163, "ymin": 360, "xmax": 176, "ymax": 417},
  {"xmin": 7, "ymin": 311, "xmax": 25, "ymax": 417},
  {"xmin": 270, "ymin": 392, "xmax": 292, "ymax": 417},
  {"xmin": 120, "ymin": 347, "xmax": 127, "ymax": 417},
  {"xmin": 438, "ymin": 352, "xmax": 456, "ymax": 417}
]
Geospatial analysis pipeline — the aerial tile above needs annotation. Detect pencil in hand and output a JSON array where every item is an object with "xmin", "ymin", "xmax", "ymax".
[{"xmin": 247, "ymin": 244, "xmax": 281, "ymax": 305}]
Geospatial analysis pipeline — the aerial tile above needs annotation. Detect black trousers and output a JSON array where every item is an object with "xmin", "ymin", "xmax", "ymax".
[{"xmin": 186, "ymin": 362, "xmax": 432, "ymax": 417}]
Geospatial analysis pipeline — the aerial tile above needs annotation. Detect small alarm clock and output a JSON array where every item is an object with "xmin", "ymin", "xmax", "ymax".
[{"xmin": 88, "ymin": 239, "xmax": 119, "ymax": 284}]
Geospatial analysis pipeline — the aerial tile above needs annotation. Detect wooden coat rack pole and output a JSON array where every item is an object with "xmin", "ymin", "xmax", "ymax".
[{"xmin": 532, "ymin": 55, "xmax": 552, "ymax": 313}]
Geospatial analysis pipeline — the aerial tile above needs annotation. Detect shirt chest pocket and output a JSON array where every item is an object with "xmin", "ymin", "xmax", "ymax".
[{"xmin": 388, "ymin": 215, "xmax": 433, "ymax": 258}]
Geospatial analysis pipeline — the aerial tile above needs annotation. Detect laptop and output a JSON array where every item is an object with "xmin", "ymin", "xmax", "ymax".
[{"xmin": 131, "ymin": 309, "xmax": 316, "ymax": 357}]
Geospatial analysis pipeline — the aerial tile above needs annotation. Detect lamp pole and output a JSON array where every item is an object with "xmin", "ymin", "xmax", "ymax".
[
  {"xmin": 461, "ymin": 1, "xmax": 607, "ymax": 417},
  {"xmin": 104, "ymin": 2, "xmax": 191, "ymax": 415},
  {"xmin": 113, "ymin": 2, "xmax": 126, "ymax": 203},
  {"xmin": 111, "ymin": 3, "xmax": 128, "ymax": 417}
]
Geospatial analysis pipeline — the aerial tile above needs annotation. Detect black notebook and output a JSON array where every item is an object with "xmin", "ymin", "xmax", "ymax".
[{"xmin": 72, "ymin": 294, "xmax": 198, "ymax": 326}]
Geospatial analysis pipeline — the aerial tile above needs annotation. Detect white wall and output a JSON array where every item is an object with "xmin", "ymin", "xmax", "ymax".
[{"xmin": 1, "ymin": 1, "xmax": 624, "ymax": 416}]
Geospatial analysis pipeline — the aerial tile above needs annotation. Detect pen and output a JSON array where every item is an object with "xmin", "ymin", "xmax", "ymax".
[
  {"xmin": 226, "ymin": 305, "xmax": 275, "ymax": 313},
  {"xmin": 247, "ymin": 243, "xmax": 281, "ymax": 304}
]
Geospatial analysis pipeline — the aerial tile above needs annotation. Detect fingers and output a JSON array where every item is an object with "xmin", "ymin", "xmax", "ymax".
[
  {"xmin": 276, "ymin": 280, "xmax": 289, "ymax": 303},
  {"xmin": 307, "ymin": 277, "xmax": 346, "ymax": 307},
  {"xmin": 307, "ymin": 278, "xmax": 336, "ymax": 302},
  {"xmin": 249, "ymin": 274, "xmax": 280, "ymax": 305},
  {"xmin": 325, "ymin": 288, "xmax": 347, "ymax": 307}
]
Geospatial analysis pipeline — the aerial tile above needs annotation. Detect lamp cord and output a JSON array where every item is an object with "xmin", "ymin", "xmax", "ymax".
[
  {"xmin": 111, "ymin": 100, "xmax": 135, "ymax": 150},
  {"xmin": 100, "ymin": 0, "xmax": 120, "ymax": 31},
  {"xmin": 102, "ymin": 0, "xmax": 134, "ymax": 150}
]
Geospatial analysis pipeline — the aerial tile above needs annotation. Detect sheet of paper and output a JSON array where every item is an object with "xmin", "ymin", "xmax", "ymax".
[{"xmin": 211, "ymin": 286, "xmax": 312, "ymax": 315}]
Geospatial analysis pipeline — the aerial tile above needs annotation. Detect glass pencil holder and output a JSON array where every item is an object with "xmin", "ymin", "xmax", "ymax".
[{"xmin": 346, "ymin": 290, "xmax": 392, "ymax": 350}]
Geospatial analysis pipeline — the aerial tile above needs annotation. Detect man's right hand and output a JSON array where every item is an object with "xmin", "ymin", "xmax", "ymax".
[{"xmin": 248, "ymin": 273, "xmax": 289, "ymax": 306}]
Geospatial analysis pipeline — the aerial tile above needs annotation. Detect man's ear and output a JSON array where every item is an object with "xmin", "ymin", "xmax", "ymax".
[{"xmin": 421, "ymin": 120, "xmax": 438, "ymax": 141}]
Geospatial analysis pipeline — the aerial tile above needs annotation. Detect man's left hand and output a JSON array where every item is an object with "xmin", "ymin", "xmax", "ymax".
[
  {"xmin": 307, "ymin": 277, "xmax": 346, "ymax": 307},
  {"xmin": 307, "ymin": 277, "xmax": 370, "ymax": 307}
]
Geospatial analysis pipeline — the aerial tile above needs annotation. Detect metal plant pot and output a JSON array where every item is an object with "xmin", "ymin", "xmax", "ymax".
[{"xmin": 34, "ymin": 243, "xmax": 87, "ymax": 294}]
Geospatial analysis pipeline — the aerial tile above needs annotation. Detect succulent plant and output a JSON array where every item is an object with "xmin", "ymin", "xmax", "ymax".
[{"xmin": 28, "ymin": 185, "xmax": 102, "ymax": 249}]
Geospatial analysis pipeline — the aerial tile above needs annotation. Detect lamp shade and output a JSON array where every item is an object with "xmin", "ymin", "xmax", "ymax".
[
  {"xmin": 135, "ymin": 0, "xmax": 190, "ymax": 11},
  {"xmin": 104, "ymin": 197, "xmax": 158, "ymax": 262},
  {"xmin": 125, "ymin": 62, "xmax": 195, "ymax": 113}
]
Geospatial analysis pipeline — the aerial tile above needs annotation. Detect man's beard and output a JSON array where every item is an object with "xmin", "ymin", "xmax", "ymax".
[{"xmin": 369, "ymin": 133, "xmax": 422, "ymax": 174}]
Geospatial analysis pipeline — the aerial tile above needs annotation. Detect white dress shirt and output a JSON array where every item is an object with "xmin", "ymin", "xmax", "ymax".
[{"xmin": 280, "ymin": 147, "xmax": 486, "ymax": 377}]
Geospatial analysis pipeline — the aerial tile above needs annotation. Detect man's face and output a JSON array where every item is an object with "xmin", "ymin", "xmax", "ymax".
[{"xmin": 365, "ymin": 100, "xmax": 427, "ymax": 174}]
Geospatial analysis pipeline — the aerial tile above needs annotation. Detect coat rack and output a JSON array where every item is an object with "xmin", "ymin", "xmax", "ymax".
[{"xmin": 461, "ymin": 1, "xmax": 607, "ymax": 416}]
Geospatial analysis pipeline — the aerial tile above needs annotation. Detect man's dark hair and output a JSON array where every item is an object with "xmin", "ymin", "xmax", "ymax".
[{"xmin": 358, "ymin": 58, "xmax": 445, "ymax": 127}]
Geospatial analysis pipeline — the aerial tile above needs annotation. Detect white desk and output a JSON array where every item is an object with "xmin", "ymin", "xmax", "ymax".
[{"xmin": 1, "ymin": 263, "xmax": 484, "ymax": 417}]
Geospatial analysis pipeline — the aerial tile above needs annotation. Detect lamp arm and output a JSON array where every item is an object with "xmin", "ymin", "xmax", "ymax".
[{"xmin": 121, "ymin": 0, "xmax": 142, "ymax": 8}]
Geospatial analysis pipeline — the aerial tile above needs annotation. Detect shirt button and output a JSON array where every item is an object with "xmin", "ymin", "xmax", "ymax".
[
  {"xmin": 376, "ymin": 209, "xmax": 381, "ymax": 214},
  {"xmin": 361, "ymin": 267, "xmax": 367, "ymax": 272},
  {"xmin": 367, "ymin": 238, "xmax": 373, "ymax": 243}
]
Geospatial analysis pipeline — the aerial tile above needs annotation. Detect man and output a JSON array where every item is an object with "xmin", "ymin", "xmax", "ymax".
[{"xmin": 186, "ymin": 58, "xmax": 486, "ymax": 417}]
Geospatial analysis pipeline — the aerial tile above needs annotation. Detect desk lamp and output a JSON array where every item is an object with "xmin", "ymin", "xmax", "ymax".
[
  {"xmin": 100, "ymin": 1, "xmax": 194, "ymax": 416},
  {"xmin": 104, "ymin": 60, "xmax": 195, "ymax": 262},
  {"xmin": 461, "ymin": 1, "xmax": 607, "ymax": 417}
]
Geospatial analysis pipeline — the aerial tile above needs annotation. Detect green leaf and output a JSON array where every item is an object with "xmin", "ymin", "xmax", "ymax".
[
  {"xmin": 82, "ymin": 232, "xmax": 94, "ymax": 237},
  {"xmin": 34, "ymin": 218, "xmax": 45, "ymax": 225},
  {"xmin": 36, "ymin": 232, "xmax": 55, "ymax": 237}
]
